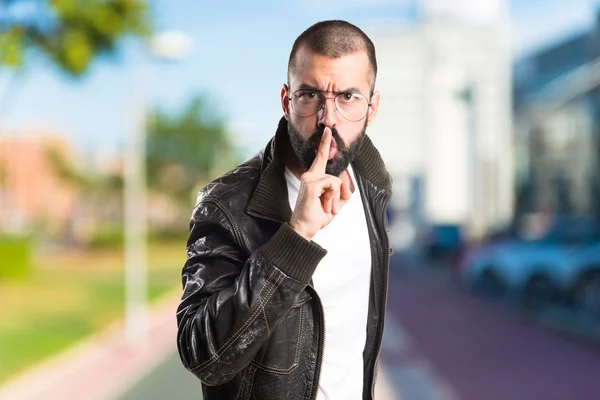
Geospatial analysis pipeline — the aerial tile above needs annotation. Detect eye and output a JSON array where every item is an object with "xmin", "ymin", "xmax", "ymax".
[
  {"xmin": 339, "ymin": 92, "xmax": 357, "ymax": 103},
  {"xmin": 295, "ymin": 90, "xmax": 320, "ymax": 102}
]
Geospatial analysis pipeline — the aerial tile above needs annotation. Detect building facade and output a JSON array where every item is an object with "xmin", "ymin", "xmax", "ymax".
[
  {"xmin": 366, "ymin": 0, "xmax": 513, "ymax": 238},
  {"xmin": 0, "ymin": 135, "xmax": 79, "ymax": 234},
  {"xmin": 513, "ymin": 11, "xmax": 600, "ymax": 220}
]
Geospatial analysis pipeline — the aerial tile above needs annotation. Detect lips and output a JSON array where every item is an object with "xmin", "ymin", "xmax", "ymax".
[{"xmin": 327, "ymin": 146, "xmax": 337, "ymax": 160}]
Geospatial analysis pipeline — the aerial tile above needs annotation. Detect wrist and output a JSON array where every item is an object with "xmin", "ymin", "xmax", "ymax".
[{"xmin": 289, "ymin": 223, "xmax": 313, "ymax": 241}]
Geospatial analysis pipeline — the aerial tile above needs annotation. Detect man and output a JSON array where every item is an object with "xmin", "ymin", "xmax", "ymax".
[{"xmin": 177, "ymin": 20, "xmax": 392, "ymax": 400}]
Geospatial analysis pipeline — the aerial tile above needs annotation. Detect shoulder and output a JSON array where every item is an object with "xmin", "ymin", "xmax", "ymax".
[{"xmin": 194, "ymin": 150, "xmax": 264, "ymax": 213}]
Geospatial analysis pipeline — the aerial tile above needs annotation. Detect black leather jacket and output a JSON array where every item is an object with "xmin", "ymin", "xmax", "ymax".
[{"xmin": 176, "ymin": 118, "xmax": 392, "ymax": 400}]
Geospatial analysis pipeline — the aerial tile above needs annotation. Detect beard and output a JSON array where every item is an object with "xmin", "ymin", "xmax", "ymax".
[{"xmin": 287, "ymin": 120, "xmax": 367, "ymax": 177}]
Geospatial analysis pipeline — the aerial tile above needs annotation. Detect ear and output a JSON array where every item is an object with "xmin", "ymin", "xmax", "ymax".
[
  {"xmin": 281, "ymin": 84, "xmax": 291, "ymax": 120},
  {"xmin": 366, "ymin": 91, "xmax": 380, "ymax": 126}
]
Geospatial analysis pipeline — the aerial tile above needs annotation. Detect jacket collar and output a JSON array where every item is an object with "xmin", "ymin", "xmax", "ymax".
[{"xmin": 246, "ymin": 117, "xmax": 391, "ymax": 223}]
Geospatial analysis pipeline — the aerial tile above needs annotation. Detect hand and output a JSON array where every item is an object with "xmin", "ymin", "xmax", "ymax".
[{"xmin": 289, "ymin": 127, "xmax": 352, "ymax": 241}]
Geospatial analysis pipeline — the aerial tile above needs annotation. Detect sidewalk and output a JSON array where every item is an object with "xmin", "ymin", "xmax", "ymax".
[{"xmin": 0, "ymin": 292, "xmax": 180, "ymax": 400}]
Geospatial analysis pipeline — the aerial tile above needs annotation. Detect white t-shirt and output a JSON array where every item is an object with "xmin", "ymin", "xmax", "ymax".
[{"xmin": 285, "ymin": 164, "xmax": 372, "ymax": 400}]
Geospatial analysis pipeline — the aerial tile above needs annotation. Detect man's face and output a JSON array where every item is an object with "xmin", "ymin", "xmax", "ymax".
[
  {"xmin": 281, "ymin": 48, "xmax": 380, "ymax": 176},
  {"xmin": 287, "ymin": 118, "xmax": 367, "ymax": 176}
]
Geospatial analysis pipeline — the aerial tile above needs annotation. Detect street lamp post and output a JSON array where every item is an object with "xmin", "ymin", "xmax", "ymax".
[
  {"xmin": 457, "ymin": 83, "xmax": 481, "ymax": 237},
  {"xmin": 124, "ymin": 30, "xmax": 193, "ymax": 346}
]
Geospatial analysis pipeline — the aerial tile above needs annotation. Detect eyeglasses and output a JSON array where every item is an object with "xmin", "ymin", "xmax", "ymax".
[{"xmin": 288, "ymin": 89, "xmax": 371, "ymax": 122}]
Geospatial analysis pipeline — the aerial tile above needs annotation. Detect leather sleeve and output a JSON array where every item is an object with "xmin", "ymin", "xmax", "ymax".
[{"xmin": 176, "ymin": 200, "xmax": 326, "ymax": 386}]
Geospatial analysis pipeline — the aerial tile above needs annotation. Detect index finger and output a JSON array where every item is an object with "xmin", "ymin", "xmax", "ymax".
[{"xmin": 309, "ymin": 127, "xmax": 331, "ymax": 174}]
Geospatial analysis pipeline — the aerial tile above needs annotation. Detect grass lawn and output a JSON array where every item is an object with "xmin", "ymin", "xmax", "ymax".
[{"xmin": 0, "ymin": 238, "xmax": 186, "ymax": 384}]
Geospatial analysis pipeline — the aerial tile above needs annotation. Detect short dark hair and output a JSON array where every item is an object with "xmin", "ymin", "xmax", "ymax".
[{"xmin": 287, "ymin": 20, "xmax": 378, "ymax": 93}]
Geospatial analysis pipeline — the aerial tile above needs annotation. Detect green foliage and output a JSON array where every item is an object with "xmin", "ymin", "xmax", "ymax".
[
  {"xmin": 146, "ymin": 94, "xmax": 237, "ymax": 204},
  {"xmin": 86, "ymin": 223, "xmax": 124, "ymax": 248},
  {"xmin": 46, "ymin": 145, "xmax": 123, "ymax": 194},
  {"xmin": 46, "ymin": 145, "xmax": 90, "ymax": 188},
  {"xmin": 44, "ymin": 93, "xmax": 238, "ymax": 237},
  {"xmin": 0, "ymin": 235, "xmax": 31, "ymax": 279},
  {"xmin": 148, "ymin": 227, "xmax": 188, "ymax": 242},
  {"xmin": 0, "ymin": 0, "xmax": 151, "ymax": 76},
  {"xmin": 0, "ymin": 240, "xmax": 182, "ymax": 383}
]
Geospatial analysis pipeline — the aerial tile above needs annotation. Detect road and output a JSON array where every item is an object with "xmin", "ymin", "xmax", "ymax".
[
  {"xmin": 118, "ymin": 352, "xmax": 202, "ymax": 400},
  {"xmin": 384, "ymin": 257, "xmax": 600, "ymax": 400}
]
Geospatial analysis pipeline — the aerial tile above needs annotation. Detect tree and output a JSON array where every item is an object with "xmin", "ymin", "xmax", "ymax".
[
  {"xmin": 146, "ymin": 94, "xmax": 237, "ymax": 206},
  {"xmin": 0, "ymin": 0, "xmax": 150, "ymax": 76},
  {"xmin": 46, "ymin": 142, "xmax": 125, "ymax": 244}
]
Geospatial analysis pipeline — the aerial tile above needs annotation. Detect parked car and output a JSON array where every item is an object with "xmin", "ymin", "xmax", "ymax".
[
  {"xmin": 424, "ymin": 224, "xmax": 464, "ymax": 264},
  {"xmin": 457, "ymin": 217, "xmax": 600, "ymax": 312},
  {"xmin": 454, "ymin": 227, "xmax": 516, "ymax": 294}
]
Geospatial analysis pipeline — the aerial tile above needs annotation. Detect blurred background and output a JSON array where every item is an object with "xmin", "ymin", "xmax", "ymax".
[{"xmin": 2, "ymin": 0, "xmax": 600, "ymax": 399}]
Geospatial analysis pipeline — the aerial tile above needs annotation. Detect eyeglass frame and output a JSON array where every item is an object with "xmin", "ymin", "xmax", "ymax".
[{"xmin": 287, "ymin": 87, "xmax": 373, "ymax": 122}]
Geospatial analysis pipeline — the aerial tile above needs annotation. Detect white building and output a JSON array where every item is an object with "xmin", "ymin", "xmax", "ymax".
[{"xmin": 366, "ymin": 0, "xmax": 514, "ymax": 237}]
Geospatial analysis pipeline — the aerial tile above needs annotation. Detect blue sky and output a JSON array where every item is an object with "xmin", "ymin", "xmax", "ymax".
[{"xmin": 2, "ymin": 0, "xmax": 600, "ymax": 158}]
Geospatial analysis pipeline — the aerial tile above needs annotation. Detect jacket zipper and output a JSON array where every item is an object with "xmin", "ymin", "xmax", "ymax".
[
  {"xmin": 246, "ymin": 211, "xmax": 284, "ymax": 225},
  {"xmin": 307, "ymin": 285, "xmax": 325, "ymax": 400},
  {"xmin": 371, "ymin": 194, "xmax": 392, "ymax": 398}
]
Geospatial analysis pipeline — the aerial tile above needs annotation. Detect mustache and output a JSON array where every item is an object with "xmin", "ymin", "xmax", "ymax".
[{"xmin": 306, "ymin": 127, "xmax": 346, "ymax": 151}]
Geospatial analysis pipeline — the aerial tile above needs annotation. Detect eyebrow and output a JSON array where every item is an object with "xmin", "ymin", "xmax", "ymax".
[{"xmin": 295, "ymin": 83, "xmax": 364, "ymax": 95}]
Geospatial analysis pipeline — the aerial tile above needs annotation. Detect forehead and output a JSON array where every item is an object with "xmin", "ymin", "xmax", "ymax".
[{"xmin": 289, "ymin": 47, "xmax": 371, "ymax": 93}]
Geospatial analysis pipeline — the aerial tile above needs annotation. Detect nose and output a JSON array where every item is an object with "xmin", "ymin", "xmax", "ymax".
[{"xmin": 317, "ymin": 97, "xmax": 337, "ymax": 128}]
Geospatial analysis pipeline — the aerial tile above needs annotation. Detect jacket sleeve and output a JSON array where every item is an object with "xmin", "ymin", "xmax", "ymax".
[{"xmin": 176, "ymin": 200, "xmax": 326, "ymax": 386}]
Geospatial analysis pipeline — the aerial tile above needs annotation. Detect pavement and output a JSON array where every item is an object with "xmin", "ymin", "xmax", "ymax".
[{"xmin": 116, "ymin": 351, "xmax": 202, "ymax": 400}]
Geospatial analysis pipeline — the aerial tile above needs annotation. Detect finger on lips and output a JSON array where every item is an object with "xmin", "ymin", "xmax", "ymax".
[
  {"xmin": 310, "ymin": 127, "xmax": 331, "ymax": 173},
  {"xmin": 304, "ymin": 128, "xmax": 352, "ymax": 216}
]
